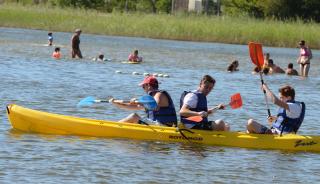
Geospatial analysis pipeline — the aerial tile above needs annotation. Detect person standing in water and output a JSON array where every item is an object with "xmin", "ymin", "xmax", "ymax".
[
  {"xmin": 48, "ymin": 32, "xmax": 53, "ymax": 46},
  {"xmin": 297, "ymin": 40, "xmax": 312, "ymax": 77},
  {"xmin": 71, "ymin": 29, "xmax": 83, "ymax": 59}
]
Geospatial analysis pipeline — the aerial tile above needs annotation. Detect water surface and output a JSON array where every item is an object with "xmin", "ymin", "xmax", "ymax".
[{"xmin": 1, "ymin": 27, "xmax": 320, "ymax": 183}]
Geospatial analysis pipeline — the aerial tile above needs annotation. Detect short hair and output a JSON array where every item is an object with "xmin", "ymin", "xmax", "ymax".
[
  {"xmin": 55, "ymin": 47, "xmax": 60, "ymax": 52},
  {"xmin": 134, "ymin": 50, "xmax": 138, "ymax": 54},
  {"xmin": 200, "ymin": 75, "xmax": 216, "ymax": 86},
  {"xmin": 279, "ymin": 85, "xmax": 295, "ymax": 100},
  {"xmin": 268, "ymin": 59, "xmax": 274, "ymax": 65},
  {"xmin": 288, "ymin": 63, "xmax": 293, "ymax": 69},
  {"xmin": 263, "ymin": 67, "xmax": 269, "ymax": 75}
]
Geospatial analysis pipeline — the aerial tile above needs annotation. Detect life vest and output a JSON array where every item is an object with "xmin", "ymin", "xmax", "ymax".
[
  {"xmin": 146, "ymin": 90, "xmax": 177, "ymax": 127},
  {"xmin": 180, "ymin": 91, "xmax": 211, "ymax": 129},
  {"xmin": 52, "ymin": 52, "xmax": 61, "ymax": 59},
  {"xmin": 272, "ymin": 100, "xmax": 305, "ymax": 134}
]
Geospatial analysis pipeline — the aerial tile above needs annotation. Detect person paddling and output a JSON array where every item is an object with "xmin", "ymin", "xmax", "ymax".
[
  {"xmin": 109, "ymin": 76, "xmax": 177, "ymax": 127},
  {"xmin": 297, "ymin": 40, "xmax": 312, "ymax": 77},
  {"xmin": 179, "ymin": 75, "xmax": 230, "ymax": 131},
  {"xmin": 247, "ymin": 85, "xmax": 305, "ymax": 135}
]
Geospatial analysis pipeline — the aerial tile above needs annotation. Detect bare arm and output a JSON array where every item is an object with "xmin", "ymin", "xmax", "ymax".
[
  {"xmin": 110, "ymin": 98, "xmax": 144, "ymax": 111},
  {"xmin": 180, "ymin": 104, "xmax": 207, "ymax": 118},
  {"xmin": 262, "ymin": 84, "xmax": 289, "ymax": 110}
]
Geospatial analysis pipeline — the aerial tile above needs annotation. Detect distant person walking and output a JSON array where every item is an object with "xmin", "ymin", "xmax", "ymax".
[
  {"xmin": 71, "ymin": 29, "xmax": 83, "ymax": 59},
  {"xmin": 297, "ymin": 40, "xmax": 312, "ymax": 77},
  {"xmin": 286, "ymin": 63, "xmax": 299, "ymax": 76}
]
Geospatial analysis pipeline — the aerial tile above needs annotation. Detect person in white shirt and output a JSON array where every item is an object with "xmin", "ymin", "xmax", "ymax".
[{"xmin": 247, "ymin": 84, "xmax": 305, "ymax": 134}]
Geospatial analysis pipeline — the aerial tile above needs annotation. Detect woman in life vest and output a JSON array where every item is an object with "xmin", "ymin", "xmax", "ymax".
[
  {"xmin": 247, "ymin": 85, "xmax": 305, "ymax": 135},
  {"xmin": 297, "ymin": 40, "xmax": 312, "ymax": 77}
]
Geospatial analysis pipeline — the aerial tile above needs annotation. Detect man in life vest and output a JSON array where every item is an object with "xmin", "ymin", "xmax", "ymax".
[
  {"xmin": 247, "ymin": 84, "xmax": 305, "ymax": 135},
  {"xmin": 179, "ymin": 75, "xmax": 230, "ymax": 131},
  {"xmin": 109, "ymin": 76, "xmax": 177, "ymax": 127}
]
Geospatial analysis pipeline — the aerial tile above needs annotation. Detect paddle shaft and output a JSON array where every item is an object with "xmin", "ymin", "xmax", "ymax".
[{"xmin": 258, "ymin": 62, "xmax": 271, "ymax": 117}]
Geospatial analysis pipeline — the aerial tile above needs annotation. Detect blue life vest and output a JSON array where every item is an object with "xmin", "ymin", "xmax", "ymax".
[
  {"xmin": 272, "ymin": 100, "xmax": 305, "ymax": 133},
  {"xmin": 180, "ymin": 91, "xmax": 211, "ymax": 129},
  {"xmin": 146, "ymin": 90, "xmax": 177, "ymax": 127}
]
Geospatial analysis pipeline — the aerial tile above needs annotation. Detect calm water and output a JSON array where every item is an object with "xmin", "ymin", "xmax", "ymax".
[{"xmin": 1, "ymin": 27, "xmax": 320, "ymax": 183}]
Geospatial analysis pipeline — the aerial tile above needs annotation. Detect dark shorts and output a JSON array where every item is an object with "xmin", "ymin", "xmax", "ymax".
[
  {"xmin": 190, "ymin": 121, "xmax": 213, "ymax": 130},
  {"xmin": 259, "ymin": 125, "xmax": 279, "ymax": 134}
]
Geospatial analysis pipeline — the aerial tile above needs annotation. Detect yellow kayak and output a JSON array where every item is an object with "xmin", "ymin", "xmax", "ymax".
[{"xmin": 6, "ymin": 104, "xmax": 320, "ymax": 152}]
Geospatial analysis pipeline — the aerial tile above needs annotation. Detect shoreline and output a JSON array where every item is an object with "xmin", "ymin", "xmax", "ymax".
[{"xmin": 1, "ymin": 4, "xmax": 319, "ymax": 49}]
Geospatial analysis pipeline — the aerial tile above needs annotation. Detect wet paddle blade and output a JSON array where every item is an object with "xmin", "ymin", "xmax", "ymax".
[
  {"xmin": 229, "ymin": 93, "xmax": 243, "ymax": 109},
  {"xmin": 248, "ymin": 42, "xmax": 264, "ymax": 68},
  {"xmin": 185, "ymin": 116, "xmax": 203, "ymax": 123},
  {"xmin": 77, "ymin": 96, "xmax": 96, "ymax": 107},
  {"xmin": 138, "ymin": 95, "xmax": 157, "ymax": 110}
]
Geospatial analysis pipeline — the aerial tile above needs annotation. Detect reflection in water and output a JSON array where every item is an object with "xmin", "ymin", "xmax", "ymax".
[{"xmin": 1, "ymin": 27, "xmax": 320, "ymax": 183}]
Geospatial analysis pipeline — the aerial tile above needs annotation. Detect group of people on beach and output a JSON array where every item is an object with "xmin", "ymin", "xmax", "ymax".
[
  {"xmin": 109, "ymin": 74, "xmax": 305, "ymax": 136},
  {"xmin": 48, "ymin": 29, "xmax": 143, "ymax": 62}
]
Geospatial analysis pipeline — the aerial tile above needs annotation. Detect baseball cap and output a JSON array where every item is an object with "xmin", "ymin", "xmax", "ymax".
[{"xmin": 139, "ymin": 76, "xmax": 159, "ymax": 86}]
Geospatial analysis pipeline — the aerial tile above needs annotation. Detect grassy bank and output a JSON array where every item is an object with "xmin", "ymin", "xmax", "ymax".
[{"xmin": 1, "ymin": 4, "xmax": 319, "ymax": 49}]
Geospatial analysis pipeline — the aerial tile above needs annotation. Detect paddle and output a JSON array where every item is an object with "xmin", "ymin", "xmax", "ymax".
[
  {"xmin": 248, "ymin": 42, "xmax": 271, "ymax": 117},
  {"xmin": 185, "ymin": 93, "xmax": 243, "ymax": 123},
  {"xmin": 77, "ymin": 95, "xmax": 157, "ymax": 110}
]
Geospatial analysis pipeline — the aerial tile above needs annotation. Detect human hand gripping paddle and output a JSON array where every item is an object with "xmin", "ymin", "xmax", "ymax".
[
  {"xmin": 248, "ymin": 42, "xmax": 271, "ymax": 117},
  {"xmin": 185, "ymin": 93, "xmax": 243, "ymax": 122},
  {"xmin": 77, "ymin": 95, "xmax": 157, "ymax": 111}
]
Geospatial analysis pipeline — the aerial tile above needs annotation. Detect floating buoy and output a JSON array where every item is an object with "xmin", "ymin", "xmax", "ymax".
[
  {"xmin": 115, "ymin": 70, "xmax": 122, "ymax": 74},
  {"xmin": 143, "ymin": 73, "xmax": 150, "ymax": 76},
  {"xmin": 132, "ymin": 72, "xmax": 140, "ymax": 75},
  {"xmin": 153, "ymin": 73, "xmax": 158, "ymax": 77},
  {"xmin": 158, "ymin": 73, "xmax": 164, "ymax": 77},
  {"xmin": 163, "ymin": 74, "xmax": 169, "ymax": 78}
]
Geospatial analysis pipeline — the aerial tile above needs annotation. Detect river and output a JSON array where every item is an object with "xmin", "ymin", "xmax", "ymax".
[{"xmin": 1, "ymin": 27, "xmax": 320, "ymax": 183}]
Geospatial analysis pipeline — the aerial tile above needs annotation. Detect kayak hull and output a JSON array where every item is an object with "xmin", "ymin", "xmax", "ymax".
[{"xmin": 6, "ymin": 104, "xmax": 320, "ymax": 152}]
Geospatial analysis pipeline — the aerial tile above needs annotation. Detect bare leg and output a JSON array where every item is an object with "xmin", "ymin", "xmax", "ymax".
[
  {"xmin": 304, "ymin": 64, "xmax": 310, "ymax": 77},
  {"xmin": 247, "ymin": 119, "xmax": 266, "ymax": 133},
  {"xmin": 299, "ymin": 64, "xmax": 304, "ymax": 77},
  {"xmin": 119, "ymin": 113, "xmax": 141, "ymax": 123},
  {"xmin": 212, "ymin": 119, "xmax": 230, "ymax": 131}
]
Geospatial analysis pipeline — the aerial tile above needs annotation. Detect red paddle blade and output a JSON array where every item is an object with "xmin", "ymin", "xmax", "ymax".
[
  {"xmin": 185, "ymin": 116, "xmax": 203, "ymax": 123},
  {"xmin": 248, "ymin": 42, "xmax": 264, "ymax": 68},
  {"xmin": 229, "ymin": 93, "xmax": 243, "ymax": 109}
]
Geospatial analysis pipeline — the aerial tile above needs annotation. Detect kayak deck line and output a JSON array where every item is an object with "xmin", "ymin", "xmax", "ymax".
[{"xmin": 6, "ymin": 104, "xmax": 320, "ymax": 153}]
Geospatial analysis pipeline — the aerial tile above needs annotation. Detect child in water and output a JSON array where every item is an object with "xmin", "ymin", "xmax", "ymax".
[
  {"xmin": 52, "ymin": 47, "xmax": 61, "ymax": 59},
  {"xmin": 48, "ymin": 32, "xmax": 53, "ymax": 46}
]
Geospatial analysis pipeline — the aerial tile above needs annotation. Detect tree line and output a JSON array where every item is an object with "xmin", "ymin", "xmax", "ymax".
[{"xmin": 6, "ymin": 0, "xmax": 320, "ymax": 22}]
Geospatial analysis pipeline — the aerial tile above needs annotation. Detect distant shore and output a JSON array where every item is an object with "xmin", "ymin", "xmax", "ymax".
[{"xmin": 1, "ymin": 4, "xmax": 319, "ymax": 49}]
